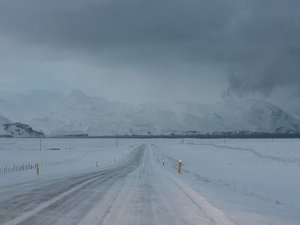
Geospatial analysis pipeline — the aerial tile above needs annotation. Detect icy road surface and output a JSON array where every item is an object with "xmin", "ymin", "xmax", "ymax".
[{"xmin": 0, "ymin": 144, "xmax": 234, "ymax": 225}]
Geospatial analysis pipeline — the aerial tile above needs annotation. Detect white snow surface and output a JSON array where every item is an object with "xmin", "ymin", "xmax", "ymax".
[
  {"xmin": 0, "ymin": 138, "xmax": 299, "ymax": 225},
  {"xmin": 152, "ymin": 138, "xmax": 300, "ymax": 225},
  {"xmin": 0, "ymin": 138, "xmax": 133, "ymax": 186}
]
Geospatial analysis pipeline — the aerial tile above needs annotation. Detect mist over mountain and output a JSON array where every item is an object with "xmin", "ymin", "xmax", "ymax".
[{"xmin": 0, "ymin": 89, "xmax": 299, "ymax": 136}]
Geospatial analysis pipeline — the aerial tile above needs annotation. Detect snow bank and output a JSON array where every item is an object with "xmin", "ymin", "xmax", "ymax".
[{"xmin": 151, "ymin": 138, "xmax": 300, "ymax": 225}]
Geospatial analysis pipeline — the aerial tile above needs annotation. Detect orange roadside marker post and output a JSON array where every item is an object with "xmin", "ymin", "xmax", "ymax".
[{"xmin": 178, "ymin": 160, "xmax": 182, "ymax": 174}]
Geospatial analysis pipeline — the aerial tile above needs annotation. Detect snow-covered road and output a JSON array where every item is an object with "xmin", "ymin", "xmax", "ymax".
[{"xmin": 0, "ymin": 144, "xmax": 235, "ymax": 225}]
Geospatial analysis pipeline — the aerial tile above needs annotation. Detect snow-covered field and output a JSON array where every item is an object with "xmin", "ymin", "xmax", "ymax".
[
  {"xmin": 0, "ymin": 138, "xmax": 299, "ymax": 225},
  {"xmin": 0, "ymin": 138, "xmax": 134, "ymax": 186},
  {"xmin": 152, "ymin": 138, "xmax": 300, "ymax": 225}
]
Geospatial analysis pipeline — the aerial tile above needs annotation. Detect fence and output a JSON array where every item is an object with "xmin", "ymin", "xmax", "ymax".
[
  {"xmin": 0, "ymin": 159, "xmax": 77, "ymax": 175},
  {"xmin": 188, "ymin": 142, "xmax": 300, "ymax": 164}
]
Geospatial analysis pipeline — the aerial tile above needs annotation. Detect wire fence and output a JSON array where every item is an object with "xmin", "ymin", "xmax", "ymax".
[
  {"xmin": 0, "ymin": 159, "xmax": 77, "ymax": 175},
  {"xmin": 187, "ymin": 142, "xmax": 300, "ymax": 164}
]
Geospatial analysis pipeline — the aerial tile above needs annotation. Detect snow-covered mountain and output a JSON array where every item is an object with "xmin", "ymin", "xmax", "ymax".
[
  {"xmin": 171, "ymin": 100, "xmax": 300, "ymax": 134},
  {"xmin": 0, "ymin": 89, "xmax": 299, "ymax": 136},
  {"xmin": 0, "ymin": 114, "xmax": 44, "ymax": 137},
  {"xmin": 0, "ymin": 115, "xmax": 11, "ymax": 136}
]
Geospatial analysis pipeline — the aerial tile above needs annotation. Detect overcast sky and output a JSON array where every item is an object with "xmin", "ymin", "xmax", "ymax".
[{"xmin": 0, "ymin": 0, "xmax": 299, "ymax": 112}]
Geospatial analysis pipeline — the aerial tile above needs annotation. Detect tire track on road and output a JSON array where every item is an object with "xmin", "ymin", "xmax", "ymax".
[{"xmin": 0, "ymin": 145, "xmax": 145, "ymax": 225}]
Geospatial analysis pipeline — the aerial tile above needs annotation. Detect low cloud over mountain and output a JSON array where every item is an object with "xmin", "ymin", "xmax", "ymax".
[{"xmin": 0, "ymin": 89, "xmax": 299, "ymax": 136}]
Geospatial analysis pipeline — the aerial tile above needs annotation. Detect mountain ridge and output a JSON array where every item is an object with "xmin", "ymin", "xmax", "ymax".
[
  {"xmin": 0, "ymin": 89, "xmax": 299, "ymax": 136},
  {"xmin": 0, "ymin": 114, "xmax": 44, "ymax": 137}
]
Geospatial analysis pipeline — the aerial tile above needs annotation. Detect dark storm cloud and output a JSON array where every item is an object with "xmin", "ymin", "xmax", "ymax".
[
  {"xmin": 0, "ymin": 0, "xmax": 238, "ymax": 59},
  {"xmin": 0, "ymin": 0, "xmax": 300, "ymax": 96},
  {"xmin": 225, "ymin": 0, "xmax": 300, "ymax": 95}
]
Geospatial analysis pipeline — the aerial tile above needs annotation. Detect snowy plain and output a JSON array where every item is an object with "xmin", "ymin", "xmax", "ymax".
[
  {"xmin": 0, "ymin": 138, "xmax": 134, "ymax": 186},
  {"xmin": 152, "ymin": 138, "xmax": 300, "ymax": 225},
  {"xmin": 0, "ymin": 138, "xmax": 299, "ymax": 225}
]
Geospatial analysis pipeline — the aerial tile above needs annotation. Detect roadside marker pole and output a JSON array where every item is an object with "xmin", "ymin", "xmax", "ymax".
[
  {"xmin": 178, "ymin": 160, "xmax": 182, "ymax": 174},
  {"xmin": 36, "ymin": 163, "xmax": 40, "ymax": 176},
  {"xmin": 162, "ymin": 160, "xmax": 165, "ymax": 166}
]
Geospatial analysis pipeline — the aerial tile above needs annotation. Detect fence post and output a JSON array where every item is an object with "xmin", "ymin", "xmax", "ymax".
[
  {"xmin": 36, "ymin": 163, "xmax": 40, "ymax": 176},
  {"xmin": 178, "ymin": 160, "xmax": 182, "ymax": 174}
]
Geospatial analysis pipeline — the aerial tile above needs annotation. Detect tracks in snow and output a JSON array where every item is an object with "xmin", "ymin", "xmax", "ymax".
[
  {"xmin": 0, "ymin": 145, "xmax": 144, "ymax": 225},
  {"xmin": 0, "ymin": 144, "xmax": 234, "ymax": 225}
]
